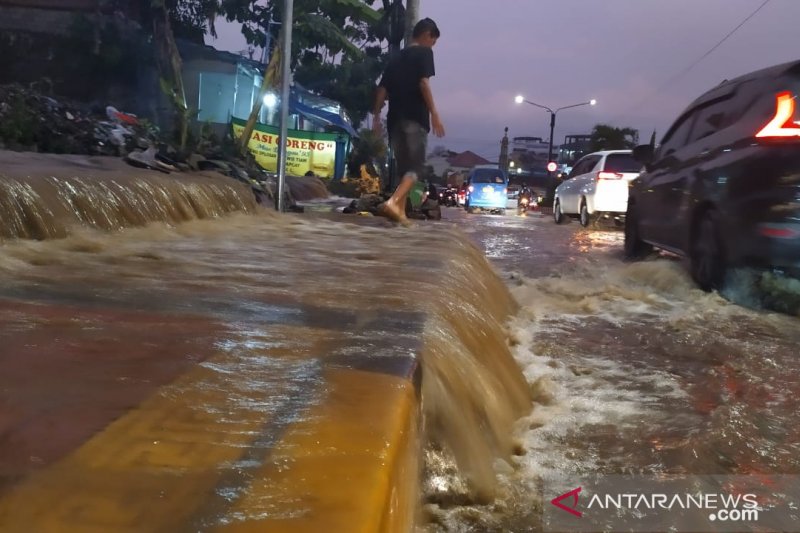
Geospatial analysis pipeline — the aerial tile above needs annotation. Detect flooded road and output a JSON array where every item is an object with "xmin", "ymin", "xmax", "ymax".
[
  {"xmin": 0, "ymin": 170, "xmax": 529, "ymax": 531},
  {"xmin": 422, "ymin": 207, "xmax": 800, "ymax": 532},
  {"xmin": 1, "ymin": 166, "xmax": 798, "ymax": 532}
]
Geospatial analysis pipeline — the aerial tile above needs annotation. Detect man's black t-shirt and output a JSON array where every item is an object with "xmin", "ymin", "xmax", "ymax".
[{"xmin": 378, "ymin": 45, "xmax": 435, "ymax": 135}]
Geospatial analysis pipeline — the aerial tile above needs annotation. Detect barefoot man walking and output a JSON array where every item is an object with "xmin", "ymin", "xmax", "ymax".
[{"xmin": 372, "ymin": 17, "xmax": 446, "ymax": 224}]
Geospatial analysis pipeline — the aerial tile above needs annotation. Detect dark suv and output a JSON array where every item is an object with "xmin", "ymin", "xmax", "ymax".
[{"xmin": 625, "ymin": 59, "xmax": 800, "ymax": 291}]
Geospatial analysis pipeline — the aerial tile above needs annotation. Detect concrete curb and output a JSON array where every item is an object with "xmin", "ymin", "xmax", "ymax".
[{"xmin": 0, "ymin": 163, "xmax": 528, "ymax": 532}]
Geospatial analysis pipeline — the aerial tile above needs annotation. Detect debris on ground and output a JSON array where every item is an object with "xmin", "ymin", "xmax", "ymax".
[
  {"xmin": 0, "ymin": 81, "xmax": 328, "ymax": 210},
  {"xmin": 0, "ymin": 83, "xmax": 152, "ymax": 156}
]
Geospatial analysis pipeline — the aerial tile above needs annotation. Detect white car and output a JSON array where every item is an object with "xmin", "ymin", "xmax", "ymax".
[
  {"xmin": 506, "ymin": 184, "xmax": 520, "ymax": 210},
  {"xmin": 553, "ymin": 150, "xmax": 641, "ymax": 227}
]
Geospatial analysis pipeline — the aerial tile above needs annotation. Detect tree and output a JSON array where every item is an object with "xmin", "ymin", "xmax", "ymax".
[
  {"xmin": 136, "ymin": 0, "xmax": 386, "ymax": 153},
  {"xmin": 164, "ymin": 0, "xmax": 221, "ymax": 43},
  {"xmin": 131, "ymin": 0, "xmax": 222, "ymax": 150},
  {"xmin": 293, "ymin": 45, "xmax": 386, "ymax": 127},
  {"xmin": 149, "ymin": 0, "xmax": 191, "ymax": 151},
  {"xmin": 589, "ymin": 124, "xmax": 640, "ymax": 152},
  {"xmin": 216, "ymin": 0, "xmax": 385, "ymax": 129}
]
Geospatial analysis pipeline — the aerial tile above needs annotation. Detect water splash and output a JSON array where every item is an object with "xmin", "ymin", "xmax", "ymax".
[
  {"xmin": 0, "ymin": 153, "xmax": 257, "ymax": 240},
  {"xmin": 0, "ymin": 184, "xmax": 534, "ymax": 526}
]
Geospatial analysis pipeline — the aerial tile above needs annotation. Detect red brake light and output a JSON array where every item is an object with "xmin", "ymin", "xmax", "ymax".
[
  {"xmin": 597, "ymin": 172, "xmax": 623, "ymax": 180},
  {"xmin": 756, "ymin": 91, "xmax": 800, "ymax": 138},
  {"xmin": 759, "ymin": 225, "xmax": 799, "ymax": 239}
]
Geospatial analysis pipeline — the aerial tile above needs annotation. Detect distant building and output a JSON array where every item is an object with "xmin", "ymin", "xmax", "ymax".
[
  {"xmin": 511, "ymin": 136, "xmax": 555, "ymax": 161},
  {"xmin": 512, "ymin": 136, "xmax": 546, "ymax": 153},
  {"xmin": 557, "ymin": 134, "xmax": 593, "ymax": 172},
  {"xmin": 427, "ymin": 148, "xmax": 458, "ymax": 178},
  {"xmin": 508, "ymin": 135, "xmax": 558, "ymax": 178},
  {"xmin": 447, "ymin": 150, "xmax": 490, "ymax": 171},
  {"xmin": 426, "ymin": 149, "xmax": 491, "ymax": 186}
]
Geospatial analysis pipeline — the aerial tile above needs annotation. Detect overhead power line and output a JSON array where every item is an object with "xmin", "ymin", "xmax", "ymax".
[
  {"xmin": 656, "ymin": 0, "xmax": 772, "ymax": 92},
  {"xmin": 621, "ymin": 0, "xmax": 773, "ymax": 118}
]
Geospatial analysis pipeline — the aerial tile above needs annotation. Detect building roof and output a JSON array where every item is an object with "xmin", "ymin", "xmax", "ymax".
[
  {"xmin": 447, "ymin": 150, "xmax": 490, "ymax": 168},
  {"xmin": 177, "ymin": 39, "xmax": 264, "ymax": 71}
]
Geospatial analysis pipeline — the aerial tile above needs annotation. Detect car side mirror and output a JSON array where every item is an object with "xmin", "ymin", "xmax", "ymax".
[{"xmin": 632, "ymin": 144, "xmax": 654, "ymax": 166}]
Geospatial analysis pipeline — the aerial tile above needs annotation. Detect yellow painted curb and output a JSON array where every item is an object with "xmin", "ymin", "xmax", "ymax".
[
  {"xmin": 0, "ymin": 350, "xmax": 287, "ymax": 532},
  {"xmin": 0, "ymin": 344, "xmax": 420, "ymax": 533},
  {"xmin": 215, "ymin": 367, "xmax": 419, "ymax": 533}
]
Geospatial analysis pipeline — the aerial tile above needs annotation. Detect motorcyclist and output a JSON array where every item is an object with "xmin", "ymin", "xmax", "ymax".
[{"xmin": 517, "ymin": 184, "xmax": 533, "ymax": 213}]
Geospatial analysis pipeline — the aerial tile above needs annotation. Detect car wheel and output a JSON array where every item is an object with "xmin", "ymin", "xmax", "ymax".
[
  {"xmin": 579, "ymin": 201, "xmax": 592, "ymax": 227},
  {"xmin": 624, "ymin": 202, "xmax": 653, "ymax": 260},
  {"xmin": 498, "ymin": 209, "xmax": 506, "ymax": 216},
  {"xmin": 690, "ymin": 210, "xmax": 726, "ymax": 292},
  {"xmin": 553, "ymin": 200, "xmax": 564, "ymax": 224}
]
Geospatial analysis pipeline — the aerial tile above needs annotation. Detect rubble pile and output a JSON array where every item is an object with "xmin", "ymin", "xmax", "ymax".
[
  {"xmin": 0, "ymin": 83, "xmax": 152, "ymax": 156},
  {"xmin": 0, "ymin": 83, "xmax": 328, "ymax": 212}
]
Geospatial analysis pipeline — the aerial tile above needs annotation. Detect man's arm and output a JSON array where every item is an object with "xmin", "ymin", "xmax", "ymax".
[
  {"xmin": 419, "ymin": 78, "xmax": 445, "ymax": 137},
  {"xmin": 372, "ymin": 85, "xmax": 387, "ymax": 135}
]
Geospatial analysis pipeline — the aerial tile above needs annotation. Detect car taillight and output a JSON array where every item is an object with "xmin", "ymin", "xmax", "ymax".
[
  {"xmin": 755, "ymin": 91, "xmax": 800, "ymax": 138},
  {"xmin": 759, "ymin": 225, "xmax": 800, "ymax": 238},
  {"xmin": 597, "ymin": 172, "xmax": 623, "ymax": 180}
]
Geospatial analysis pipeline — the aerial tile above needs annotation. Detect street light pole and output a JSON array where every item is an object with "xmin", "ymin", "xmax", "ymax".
[
  {"xmin": 547, "ymin": 111, "xmax": 556, "ymax": 170},
  {"xmin": 514, "ymin": 95, "xmax": 597, "ymax": 205},
  {"xmin": 276, "ymin": 0, "xmax": 294, "ymax": 212},
  {"xmin": 404, "ymin": 0, "xmax": 420, "ymax": 45}
]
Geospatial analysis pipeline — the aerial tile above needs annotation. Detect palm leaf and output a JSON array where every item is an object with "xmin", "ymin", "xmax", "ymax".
[
  {"xmin": 329, "ymin": 0, "xmax": 381, "ymax": 23},
  {"xmin": 298, "ymin": 14, "xmax": 364, "ymax": 58}
]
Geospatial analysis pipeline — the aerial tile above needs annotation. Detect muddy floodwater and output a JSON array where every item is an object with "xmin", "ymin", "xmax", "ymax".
[
  {"xmin": 421, "ymin": 208, "xmax": 800, "ymax": 532},
  {"xmin": 0, "ymin": 163, "xmax": 533, "ymax": 530},
  {"xmin": 1, "ymin": 164, "xmax": 798, "ymax": 532}
]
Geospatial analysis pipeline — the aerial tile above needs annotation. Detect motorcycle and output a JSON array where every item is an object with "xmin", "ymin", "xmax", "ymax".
[
  {"xmin": 517, "ymin": 189, "xmax": 533, "ymax": 215},
  {"xmin": 440, "ymin": 186, "xmax": 458, "ymax": 207},
  {"xmin": 518, "ymin": 188, "xmax": 544, "ymax": 214}
]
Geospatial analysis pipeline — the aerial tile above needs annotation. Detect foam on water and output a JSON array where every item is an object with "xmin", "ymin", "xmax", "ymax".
[{"xmin": 421, "ymin": 230, "xmax": 800, "ymax": 531}]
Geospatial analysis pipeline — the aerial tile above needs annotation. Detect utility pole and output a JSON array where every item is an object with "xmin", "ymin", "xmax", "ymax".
[
  {"xmin": 276, "ymin": 0, "xmax": 294, "ymax": 212},
  {"xmin": 384, "ymin": 0, "xmax": 418, "ymax": 192},
  {"xmin": 383, "ymin": 0, "xmax": 406, "ymax": 192},
  {"xmin": 404, "ymin": 0, "xmax": 420, "ymax": 45}
]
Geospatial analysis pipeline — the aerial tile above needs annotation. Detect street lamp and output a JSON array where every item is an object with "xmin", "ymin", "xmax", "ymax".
[
  {"xmin": 514, "ymin": 95, "xmax": 596, "ymax": 204},
  {"xmin": 514, "ymin": 95, "xmax": 596, "ymax": 169},
  {"xmin": 263, "ymin": 92, "xmax": 278, "ymax": 108}
]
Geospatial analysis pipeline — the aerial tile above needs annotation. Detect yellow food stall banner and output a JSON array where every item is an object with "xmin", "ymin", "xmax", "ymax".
[{"xmin": 231, "ymin": 118, "xmax": 339, "ymax": 178}]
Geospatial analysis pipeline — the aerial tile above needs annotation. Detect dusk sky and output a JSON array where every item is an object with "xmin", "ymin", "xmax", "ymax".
[{"xmin": 207, "ymin": 0, "xmax": 798, "ymax": 160}]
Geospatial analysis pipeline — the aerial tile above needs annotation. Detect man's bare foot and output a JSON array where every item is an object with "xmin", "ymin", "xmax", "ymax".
[{"xmin": 378, "ymin": 200, "xmax": 411, "ymax": 227}]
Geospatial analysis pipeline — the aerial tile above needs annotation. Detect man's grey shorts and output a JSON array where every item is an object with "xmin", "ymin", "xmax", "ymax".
[{"xmin": 390, "ymin": 120, "xmax": 428, "ymax": 179}]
